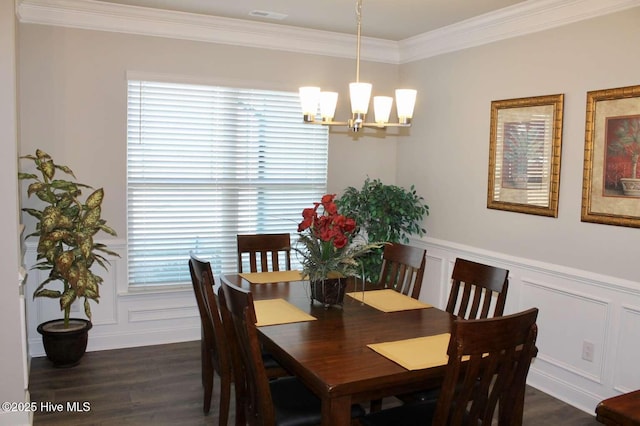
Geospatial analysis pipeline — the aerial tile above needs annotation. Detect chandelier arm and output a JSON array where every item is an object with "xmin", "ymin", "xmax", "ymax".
[
  {"xmin": 308, "ymin": 121, "xmax": 412, "ymax": 131},
  {"xmin": 361, "ymin": 122, "xmax": 411, "ymax": 129},
  {"xmin": 298, "ymin": 0, "xmax": 416, "ymax": 134}
]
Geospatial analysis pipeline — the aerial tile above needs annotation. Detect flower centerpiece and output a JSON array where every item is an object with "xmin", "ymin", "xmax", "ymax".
[{"xmin": 295, "ymin": 194, "xmax": 382, "ymax": 307}]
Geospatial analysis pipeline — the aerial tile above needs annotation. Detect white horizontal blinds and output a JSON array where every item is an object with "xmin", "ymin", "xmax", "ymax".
[
  {"xmin": 127, "ymin": 80, "xmax": 328, "ymax": 286},
  {"xmin": 496, "ymin": 116, "xmax": 551, "ymax": 207}
]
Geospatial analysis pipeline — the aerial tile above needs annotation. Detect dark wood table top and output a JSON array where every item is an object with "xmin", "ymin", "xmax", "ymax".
[
  {"xmin": 596, "ymin": 390, "xmax": 640, "ymax": 426},
  {"xmin": 221, "ymin": 274, "xmax": 454, "ymax": 426}
]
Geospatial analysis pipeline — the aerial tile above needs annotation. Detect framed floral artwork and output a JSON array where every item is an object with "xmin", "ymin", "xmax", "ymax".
[
  {"xmin": 581, "ymin": 84, "xmax": 640, "ymax": 228},
  {"xmin": 487, "ymin": 94, "xmax": 564, "ymax": 217}
]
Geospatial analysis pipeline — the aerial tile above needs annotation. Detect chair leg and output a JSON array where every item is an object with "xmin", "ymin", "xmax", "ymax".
[
  {"xmin": 203, "ymin": 352, "xmax": 214, "ymax": 414},
  {"xmin": 219, "ymin": 372, "xmax": 232, "ymax": 426},
  {"xmin": 234, "ymin": 378, "xmax": 247, "ymax": 426},
  {"xmin": 499, "ymin": 386, "xmax": 525, "ymax": 426},
  {"xmin": 201, "ymin": 336, "xmax": 206, "ymax": 386},
  {"xmin": 370, "ymin": 398, "xmax": 382, "ymax": 412}
]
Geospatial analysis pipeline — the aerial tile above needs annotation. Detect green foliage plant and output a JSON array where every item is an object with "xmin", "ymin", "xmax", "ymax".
[
  {"xmin": 336, "ymin": 177, "xmax": 429, "ymax": 283},
  {"xmin": 19, "ymin": 149, "xmax": 119, "ymax": 327}
]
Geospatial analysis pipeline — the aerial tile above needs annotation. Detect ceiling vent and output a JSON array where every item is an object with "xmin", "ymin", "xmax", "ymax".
[{"xmin": 248, "ymin": 10, "xmax": 287, "ymax": 20}]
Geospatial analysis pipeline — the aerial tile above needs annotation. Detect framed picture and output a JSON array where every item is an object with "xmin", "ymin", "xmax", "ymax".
[
  {"xmin": 487, "ymin": 94, "xmax": 564, "ymax": 217},
  {"xmin": 581, "ymin": 84, "xmax": 640, "ymax": 228}
]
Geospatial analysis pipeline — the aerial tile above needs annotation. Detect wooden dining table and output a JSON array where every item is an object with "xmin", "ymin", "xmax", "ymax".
[{"xmin": 221, "ymin": 272, "xmax": 455, "ymax": 426}]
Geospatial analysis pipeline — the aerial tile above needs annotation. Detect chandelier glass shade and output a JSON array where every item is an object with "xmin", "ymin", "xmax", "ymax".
[{"xmin": 299, "ymin": 0, "xmax": 417, "ymax": 132}]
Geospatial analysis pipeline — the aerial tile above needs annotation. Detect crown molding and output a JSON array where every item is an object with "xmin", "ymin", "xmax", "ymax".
[
  {"xmin": 17, "ymin": 0, "xmax": 639, "ymax": 65},
  {"xmin": 399, "ymin": 0, "xmax": 640, "ymax": 63},
  {"xmin": 16, "ymin": 0, "xmax": 399, "ymax": 63}
]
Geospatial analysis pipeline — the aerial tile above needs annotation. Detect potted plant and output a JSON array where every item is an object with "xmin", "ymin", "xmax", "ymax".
[
  {"xmin": 294, "ymin": 194, "xmax": 382, "ymax": 307},
  {"xmin": 608, "ymin": 117, "xmax": 640, "ymax": 196},
  {"xmin": 19, "ymin": 149, "xmax": 119, "ymax": 367},
  {"xmin": 337, "ymin": 178, "xmax": 429, "ymax": 284}
]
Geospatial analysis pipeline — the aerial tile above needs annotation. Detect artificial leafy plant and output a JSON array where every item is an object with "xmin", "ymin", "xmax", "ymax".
[
  {"xmin": 337, "ymin": 178, "xmax": 429, "ymax": 283},
  {"xmin": 19, "ymin": 149, "xmax": 119, "ymax": 327}
]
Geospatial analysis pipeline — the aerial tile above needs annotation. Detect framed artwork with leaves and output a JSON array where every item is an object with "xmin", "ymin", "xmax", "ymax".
[
  {"xmin": 487, "ymin": 94, "xmax": 564, "ymax": 217},
  {"xmin": 581, "ymin": 84, "xmax": 640, "ymax": 228}
]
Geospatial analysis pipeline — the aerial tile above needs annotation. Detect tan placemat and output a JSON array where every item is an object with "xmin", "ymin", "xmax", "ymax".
[
  {"xmin": 239, "ymin": 270, "xmax": 304, "ymax": 284},
  {"xmin": 346, "ymin": 289, "xmax": 432, "ymax": 312},
  {"xmin": 368, "ymin": 333, "xmax": 451, "ymax": 370},
  {"xmin": 254, "ymin": 298, "xmax": 317, "ymax": 326}
]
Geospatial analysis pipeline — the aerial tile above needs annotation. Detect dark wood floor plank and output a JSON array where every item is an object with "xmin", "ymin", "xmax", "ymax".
[{"xmin": 29, "ymin": 340, "xmax": 599, "ymax": 425}]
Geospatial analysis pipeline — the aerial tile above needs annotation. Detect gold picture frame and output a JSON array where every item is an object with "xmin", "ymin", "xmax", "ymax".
[
  {"xmin": 487, "ymin": 94, "xmax": 564, "ymax": 217},
  {"xmin": 581, "ymin": 84, "xmax": 640, "ymax": 228}
]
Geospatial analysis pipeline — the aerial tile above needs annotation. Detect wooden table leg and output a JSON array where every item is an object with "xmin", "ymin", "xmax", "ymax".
[{"xmin": 322, "ymin": 395, "xmax": 352, "ymax": 426}]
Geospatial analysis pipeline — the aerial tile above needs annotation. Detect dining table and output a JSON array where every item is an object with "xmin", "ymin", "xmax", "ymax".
[{"xmin": 220, "ymin": 271, "xmax": 455, "ymax": 426}]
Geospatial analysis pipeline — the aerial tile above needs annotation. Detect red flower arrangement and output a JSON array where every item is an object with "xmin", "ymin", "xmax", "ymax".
[
  {"xmin": 298, "ymin": 194, "xmax": 356, "ymax": 249},
  {"xmin": 295, "ymin": 194, "xmax": 381, "ymax": 282}
]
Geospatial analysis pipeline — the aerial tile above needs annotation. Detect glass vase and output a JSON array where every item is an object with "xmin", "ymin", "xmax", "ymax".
[{"xmin": 310, "ymin": 277, "xmax": 347, "ymax": 308}]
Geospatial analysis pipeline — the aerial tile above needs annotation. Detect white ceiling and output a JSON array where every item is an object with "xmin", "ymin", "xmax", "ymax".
[{"xmin": 93, "ymin": 0, "xmax": 526, "ymax": 41}]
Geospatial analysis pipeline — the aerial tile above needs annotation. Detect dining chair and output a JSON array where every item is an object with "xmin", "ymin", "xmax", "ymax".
[
  {"xmin": 218, "ymin": 279, "xmax": 365, "ymax": 425},
  {"xmin": 376, "ymin": 242, "xmax": 426, "ymax": 300},
  {"xmin": 189, "ymin": 254, "xmax": 288, "ymax": 419},
  {"xmin": 237, "ymin": 233, "xmax": 292, "ymax": 273},
  {"xmin": 445, "ymin": 258, "xmax": 509, "ymax": 319},
  {"xmin": 393, "ymin": 258, "xmax": 511, "ymax": 408},
  {"xmin": 188, "ymin": 254, "xmax": 232, "ymax": 423},
  {"xmin": 369, "ymin": 242, "xmax": 428, "ymax": 412},
  {"xmin": 360, "ymin": 307, "xmax": 539, "ymax": 426}
]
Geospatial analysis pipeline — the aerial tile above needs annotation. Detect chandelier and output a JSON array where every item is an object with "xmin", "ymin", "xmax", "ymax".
[{"xmin": 299, "ymin": 0, "xmax": 417, "ymax": 132}]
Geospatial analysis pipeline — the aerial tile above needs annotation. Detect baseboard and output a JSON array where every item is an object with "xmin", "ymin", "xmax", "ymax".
[
  {"xmin": 29, "ymin": 325, "xmax": 200, "ymax": 358},
  {"xmin": 528, "ymin": 368, "xmax": 602, "ymax": 416}
]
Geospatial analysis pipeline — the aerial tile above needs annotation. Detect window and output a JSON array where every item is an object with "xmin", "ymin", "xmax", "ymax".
[{"xmin": 127, "ymin": 79, "xmax": 328, "ymax": 287}]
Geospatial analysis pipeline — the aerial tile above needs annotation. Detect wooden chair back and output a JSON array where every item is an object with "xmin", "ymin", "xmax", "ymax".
[
  {"xmin": 377, "ymin": 242, "xmax": 426, "ymax": 299},
  {"xmin": 433, "ymin": 307, "xmax": 539, "ymax": 426},
  {"xmin": 237, "ymin": 233, "xmax": 292, "ymax": 273},
  {"xmin": 188, "ymin": 254, "xmax": 232, "ymax": 423},
  {"xmin": 219, "ymin": 280, "xmax": 273, "ymax": 425},
  {"xmin": 446, "ymin": 258, "xmax": 509, "ymax": 319}
]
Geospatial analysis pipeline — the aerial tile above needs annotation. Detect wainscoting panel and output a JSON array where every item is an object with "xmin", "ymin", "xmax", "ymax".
[
  {"xmin": 413, "ymin": 237, "xmax": 640, "ymax": 416},
  {"xmin": 419, "ymin": 253, "xmax": 446, "ymax": 306},
  {"xmin": 521, "ymin": 278, "xmax": 609, "ymax": 383},
  {"xmin": 24, "ymin": 240, "xmax": 200, "ymax": 357},
  {"xmin": 613, "ymin": 304, "xmax": 640, "ymax": 393},
  {"xmin": 24, "ymin": 237, "xmax": 640, "ymax": 417}
]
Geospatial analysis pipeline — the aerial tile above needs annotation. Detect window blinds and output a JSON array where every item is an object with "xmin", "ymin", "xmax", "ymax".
[{"xmin": 127, "ymin": 80, "xmax": 328, "ymax": 287}]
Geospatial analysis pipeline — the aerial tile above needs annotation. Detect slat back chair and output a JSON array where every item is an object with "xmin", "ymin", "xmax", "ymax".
[
  {"xmin": 219, "ymin": 280, "xmax": 362, "ymax": 426},
  {"xmin": 446, "ymin": 258, "xmax": 509, "ymax": 319},
  {"xmin": 433, "ymin": 307, "xmax": 539, "ymax": 425},
  {"xmin": 361, "ymin": 307, "xmax": 539, "ymax": 426},
  {"xmin": 237, "ymin": 233, "xmax": 292, "ymax": 273},
  {"xmin": 188, "ymin": 254, "xmax": 232, "ymax": 424},
  {"xmin": 377, "ymin": 242, "xmax": 426, "ymax": 299}
]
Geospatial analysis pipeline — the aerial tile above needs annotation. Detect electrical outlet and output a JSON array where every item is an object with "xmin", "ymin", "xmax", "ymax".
[{"xmin": 582, "ymin": 340, "xmax": 595, "ymax": 362}]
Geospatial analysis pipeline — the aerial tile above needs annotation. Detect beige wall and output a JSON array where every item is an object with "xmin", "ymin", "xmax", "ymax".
[
  {"xmin": 398, "ymin": 8, "xmax": 640, "ymax": 282},
  {"xmin": 15, "ymin": 5, "xmax": 640, "ymax": 414},
  {"xmin": 18, "ymin": 24, "xmax": 399, "ymax": 237},
  {"xmin": 1, "ymin": 0, "xmax": 28, "ymax": 424}
]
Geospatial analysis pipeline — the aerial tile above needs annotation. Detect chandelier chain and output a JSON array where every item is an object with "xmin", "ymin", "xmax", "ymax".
[{"xmin": 355, "ymin": 0, "xmax": 363, "ymax": 83}]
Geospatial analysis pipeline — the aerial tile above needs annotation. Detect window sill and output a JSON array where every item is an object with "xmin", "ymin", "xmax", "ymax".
[{"xmin": 118, "ymin": 284, "xmax": 192, "ymax": 298}]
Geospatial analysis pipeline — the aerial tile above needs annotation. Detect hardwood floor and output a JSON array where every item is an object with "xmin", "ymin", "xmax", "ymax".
[{"xmin": 29, "ymin": 340, "xmax": 601, "ymax": 425}]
